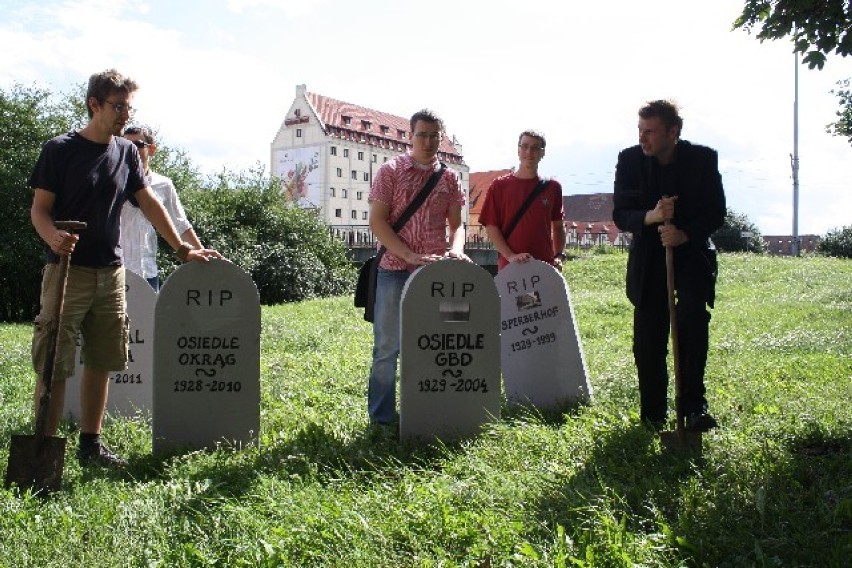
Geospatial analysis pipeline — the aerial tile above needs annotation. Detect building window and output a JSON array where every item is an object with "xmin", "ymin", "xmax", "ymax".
[
  {"xmin": 330, "ymin": 146, "xmax": 337, "ymax": 156},
  {"xmin": 362, "ymin": 211, "xmax": 368, "ymax": 221},
  {"xmin": 342, "ymin": 116, "xmax": 351, "ymax": 125},
  {"xmin": 334, "ymin": 208, "xmax": 342, "ymax": 218},
  {"xmin": 330, "ymin": 187, "xmax": 335, "ymax": 197},
  {"xmin": 363, "ymin": 172, "xmax": 369, "ymax": 182},
  {"xmin": 356, "ymin": 191, "xmax": 363, "ymax": 200},
  {"xmin": 360, "ymin": 134, "xmax": 366, "ymax": 142},
  {"xmin": 398, "ymin": 129, "xmax": 406, "ymax": 138},
  {"xmin": 361, "ymin": 120, "xmax": 371, "ymax": 130},
  {"xmin": 358, "ymin": 151, "xmax": 364, "ymax": 160},
  {"xmin": 343, "ymin": 149, "xmax": 349, "ymax": 158},
  {"xmin": 336, "ymin": 168, "xmax": 342, "ymax": 177},
  {"xmin": 372, "ymin": 154, "xmax": 377, "ymax": 163},
  {"xmin": 383, "ymin": 157, "xmax": 388, "ymax": 162},
  {"xmin": 351, "ymin": 210, "xmax": 358, "ymax": 219},
  {"xmin": 296, "ymin": 129, "xmax": 302, "ymax": 137},
  {"xmin": 294, "ymin": 109, "xmax": 301, "ymax": 116},
  {"xmin": 351, "ymin": 170, "xmax": 357, "ymax": 179},
  {"xmin": 342, "ymin": 188, "xmax": 347, "ymax": 198}
]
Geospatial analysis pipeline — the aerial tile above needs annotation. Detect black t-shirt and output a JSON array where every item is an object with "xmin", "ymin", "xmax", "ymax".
[{"xmin": 29, "ymin": 131, "xmax": 146, "ymax": 267}]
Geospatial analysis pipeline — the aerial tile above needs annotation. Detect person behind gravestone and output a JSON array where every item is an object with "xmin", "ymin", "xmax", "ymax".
[
  {"xmin": 366, "ymin": 109, "xmax": 470, "ymax": 425},
  {"xmin": 29, "ymin": 68, "xmax": 223, "ymax": 467},
  {"xmin": 120, "ymin": 125, "xmax": 204, "ymax": 291},
  {"xmin": 612, "ymin": 99, "xmax": 726, "ymax": 432},
  {"xmin": 478, "ymin": 130, "xmax": 567, "ymax": 272}
]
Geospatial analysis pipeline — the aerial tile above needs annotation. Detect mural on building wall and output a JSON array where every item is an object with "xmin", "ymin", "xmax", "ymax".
[{"xmin": 274, "ymin": 147, "xmax": 321, "ymax": 207}]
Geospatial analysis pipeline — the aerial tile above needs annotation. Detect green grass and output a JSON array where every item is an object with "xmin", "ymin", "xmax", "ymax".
[{"xmin": 1, "ymin": 254, "xmax": 850, "ymax": 567}]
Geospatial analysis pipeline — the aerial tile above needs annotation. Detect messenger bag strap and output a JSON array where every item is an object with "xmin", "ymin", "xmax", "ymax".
[
  {"xmin": 503, "ymin": 177, "xmax": 550, "ymax": 241},
  {"xmin": 376, "ymin": 162, "xmax": 447, "ymax": 255}
]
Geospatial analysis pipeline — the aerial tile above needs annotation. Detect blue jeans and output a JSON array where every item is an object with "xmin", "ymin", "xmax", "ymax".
[{"xmin": 367, "ymin": 268, "xmax": 411, "ymax": 423}]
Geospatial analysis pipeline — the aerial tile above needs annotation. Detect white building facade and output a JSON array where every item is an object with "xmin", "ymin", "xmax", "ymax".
[{"xmin": 270, "ymin": 85, "xmax": 470, "ymax": 233}]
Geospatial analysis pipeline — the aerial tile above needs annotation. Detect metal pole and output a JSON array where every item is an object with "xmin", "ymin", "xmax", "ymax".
[{"xmin": 791, "ymin": 51, "xmax": 800, "ymax": 256}]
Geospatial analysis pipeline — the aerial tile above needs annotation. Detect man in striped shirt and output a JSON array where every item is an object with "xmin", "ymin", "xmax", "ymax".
[{"xmin": 367, "ymin": 109, "xmax": 469, "ymax": 425}]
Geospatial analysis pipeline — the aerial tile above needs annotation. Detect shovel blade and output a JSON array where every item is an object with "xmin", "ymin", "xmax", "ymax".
[
  {"xmin": 4, "ymin": 435, "xmax": 66, "ymax": 494},
  {"xmin": 659, "ymin": 429, "xmax": 702, "ymax": 453}
]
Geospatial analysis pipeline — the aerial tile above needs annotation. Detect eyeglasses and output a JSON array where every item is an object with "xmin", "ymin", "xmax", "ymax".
[
  {"xmin": 131, "ymin": 140, "xmax": 150, "ymax": 149},
  {"xmin": 413, "ymin": 132, "xmax": 442, "ymax": 140},
  {"xmin": 103, "ymin": 100, "xmax": 135, "ymax": 115},
  {"xmin": 518, "ymin": 143, "xmax": 543, "ymax": 152}
]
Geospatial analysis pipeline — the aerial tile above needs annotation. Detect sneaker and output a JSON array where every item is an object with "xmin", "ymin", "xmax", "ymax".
[
  {"xmin": 77, "ymin": 442, "xmax": 128, "ymax": 468},
  {"xmin": 685, "ymin": 412, "xmax": 718, "ymax": 433}
]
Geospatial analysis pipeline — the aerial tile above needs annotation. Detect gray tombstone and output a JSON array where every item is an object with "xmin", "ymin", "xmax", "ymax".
[
  {"xmin": 153, "ymin": 259, "xmax": 261, "ymax": 454},
  {"xmin": 495, "ymin": 260, "xmax": 592, "ymax": 409},
  {"xmin": 64, "ymin": 268, "xmax": 156, "ymax": 421},
  {"xmin": 399, "ymin": 259, "xmax": 500, "ymax": 441}
]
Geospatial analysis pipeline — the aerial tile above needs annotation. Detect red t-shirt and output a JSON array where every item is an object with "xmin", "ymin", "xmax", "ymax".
[{"xmin": 479, "ymin": 174, "xmax": 563, "ymax": 270}]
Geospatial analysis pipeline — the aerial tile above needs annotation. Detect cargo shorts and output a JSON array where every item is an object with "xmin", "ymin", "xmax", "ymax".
[{"xmin": 31, "ymin": 264, "xmax": 129, "ymax": 381}]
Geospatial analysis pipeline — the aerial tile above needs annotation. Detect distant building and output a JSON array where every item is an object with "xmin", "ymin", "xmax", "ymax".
[
  {"xmin": 763, "ymin": 235, "xmax": 821, "ymax": 255},
  {"xmin": 270, "ymin": 85, "xmax": 469, "ymax": 228},
  {"xmin": 467, "ymin": 168, "xmax": 513, "ymax": 239}
]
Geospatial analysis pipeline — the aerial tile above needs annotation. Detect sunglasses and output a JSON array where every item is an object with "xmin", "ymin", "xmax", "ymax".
[{"xmin": 131, "ymin": 140, "xmax": 151, "ymax": 149}]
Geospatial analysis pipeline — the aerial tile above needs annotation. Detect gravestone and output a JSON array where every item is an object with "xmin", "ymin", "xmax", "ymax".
[
  {"xmin": 152, "ymin": 259, "xmax": 261, "ymax": 454},
  {"xmin": 64, "ymin": 268, "xmax": 156, "ymax": 421},
  {"xmin": 399, "ymin": 259, "xmax": 500, "ymax": 441},
  {"xmin": 495, "ymin": 259, "xmax": 592, "ymax": 409}
]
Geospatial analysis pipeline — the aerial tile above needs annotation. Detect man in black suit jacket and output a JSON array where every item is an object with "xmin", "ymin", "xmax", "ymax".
[{"xmin": 613, "ymin": 100, "xmax": 726, "ymax": 432}]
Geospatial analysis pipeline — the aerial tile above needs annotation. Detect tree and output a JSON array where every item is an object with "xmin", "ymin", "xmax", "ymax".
[
  {"xmin": 733, "ymin": 0, "xmax": 852, "ymax": 70},
  {"xmin": 713, "ymin": 208, "xmax": 767, "ymax": 253},
  {"xmin": 817, "ymin": 225, "xmax": 852, "ymax": 257},
  {"xmin": 0, "ymin": 84, "xmax": 78, "ymax": 322},
  {"xmin": 734, "ymin": 1, "xmax": 852, "ymax": 146},
  {"xmin": 827, "ymin": 78, "xmax": 852, "ymax": 145}
]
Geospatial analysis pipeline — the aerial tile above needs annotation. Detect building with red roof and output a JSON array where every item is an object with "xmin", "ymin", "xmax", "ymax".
[{"xmin": 271, "ymin": 85, "xmax": 469, "ymax": 227}]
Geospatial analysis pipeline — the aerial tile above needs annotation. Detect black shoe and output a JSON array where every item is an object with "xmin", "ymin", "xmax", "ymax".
[
  {"xmin": 685, "ymin": 412, "xmax": 718, "ymax": 433},
  {"xmin": 77, "ymin": 442, "xmax": 128, "ymax": 468}
]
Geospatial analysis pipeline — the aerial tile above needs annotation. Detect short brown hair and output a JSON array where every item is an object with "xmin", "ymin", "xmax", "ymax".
[
  {"xmin": 409, "ymin": 108, "xmax": 444, "ymax": 133},
  {"xmin": 518, "ymin": 129, "xmax": 546, "ymax": 149},
  {"xmin": 638, "ymin": 100, "xmax": 683, "ymax": 136},
  {"xmin": 85, "ymin": 69, "xmax": 139, "ymax": 118},
  {"xmin": 123, "ymin": 124, "xmax": 154, "ymax": 145}
]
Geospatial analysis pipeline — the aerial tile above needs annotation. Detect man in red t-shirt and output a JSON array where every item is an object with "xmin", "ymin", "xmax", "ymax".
[{"xmin": 479, "ymin": 130, "xmax": 566, "ymax": 271}]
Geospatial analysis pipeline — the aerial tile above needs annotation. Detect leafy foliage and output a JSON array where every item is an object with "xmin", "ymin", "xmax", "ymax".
[
  {"xmin": 0, "ymin": 84, "xmax": 79, "ymax": 322},
  {"xmin": 160, "ymin": 167, "xmax": 355, "ymax": 304},
  {"xmin": 818, "ymin": 224, "xmax": 852, "ymax": 257},
  {"xmin": 713, "ymin": 207, "xmax": 767, "ymax": 252},
  {"xmin": 827, "ymin": 78, "xmax": 852, "ymax": 145},
  {"xmin": 732, "ymin": 0, "xmax": 852, "ymax": 69}
]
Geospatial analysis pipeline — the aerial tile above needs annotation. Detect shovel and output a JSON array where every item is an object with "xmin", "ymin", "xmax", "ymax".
[
  {"xmin": 5, "ymin": 220, "xmax": 87, "ymax": 494},
  {"xmin": 658, "ymin": 224, "xmax": 702, "ymax": 452}
]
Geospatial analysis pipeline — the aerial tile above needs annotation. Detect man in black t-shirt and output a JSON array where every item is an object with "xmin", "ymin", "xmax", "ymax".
[{"xmin": 29, "ymin": 68, "xmax": 222, "ymax": 467}]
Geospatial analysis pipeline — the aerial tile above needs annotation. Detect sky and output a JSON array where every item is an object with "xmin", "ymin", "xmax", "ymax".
[{"xmin": 1, "ymin": 0, "xmax": 850, "ymax": 236}]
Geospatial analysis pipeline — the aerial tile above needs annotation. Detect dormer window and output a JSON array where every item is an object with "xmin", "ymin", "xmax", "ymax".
[
  {"xmin": 397, "ymin": 129, "xmax": 406, "ymax": 139},
  {"xmin": 361, "ymin": 120, "xmax": 371, "ymax": 130},
  {"xmin": 342, "ymin": 116, "xmax": 352, "ymax": 126}
]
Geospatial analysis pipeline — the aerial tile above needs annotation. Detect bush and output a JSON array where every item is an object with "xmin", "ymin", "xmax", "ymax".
[
  {"xmin": 0, "ymin": 85, "xmax": 79, "ymax": 322},
  {"xmin": 164, "ymin": 180, "xmax": 355, "ymax": 305},
  {"xmin": 713, "ymin": 208, "xmax": 767, "ymax": 253},
  {"xmin": 818, "ymin": 225, "xmax": 852, "ymax": 258}
]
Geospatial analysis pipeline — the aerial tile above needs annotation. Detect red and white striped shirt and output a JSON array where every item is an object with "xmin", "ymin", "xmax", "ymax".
[{"xmin": 369, "ymin": 152, "xmax": 465, "ymax": 270}]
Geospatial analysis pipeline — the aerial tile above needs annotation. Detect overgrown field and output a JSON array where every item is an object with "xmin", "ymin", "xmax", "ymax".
[{"xmin": 1, "ymin": 254, "xmax": 849, "ymax": 567}]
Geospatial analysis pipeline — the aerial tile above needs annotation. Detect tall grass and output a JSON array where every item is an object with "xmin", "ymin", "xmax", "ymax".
[{"xmin": 0, "ymin": 254, "xmax": 849, "ymax": 567}]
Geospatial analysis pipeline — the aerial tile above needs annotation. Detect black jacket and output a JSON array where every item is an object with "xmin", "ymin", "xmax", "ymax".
[{"xmin": 612, "ymin": 140, "xmax": 726, "ymax": 307}]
